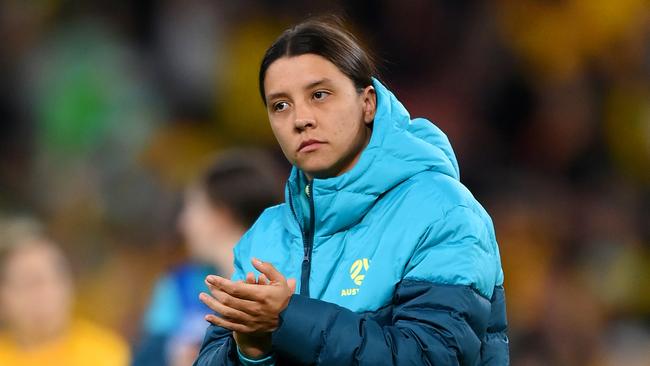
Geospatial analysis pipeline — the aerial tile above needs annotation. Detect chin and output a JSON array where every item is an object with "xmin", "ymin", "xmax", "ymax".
[
  {"xmin": 297, "ymin": 160, "xmax": 326, "ymax": 175},
  {"xmin": 305, "ymin": 168, "xmax": 337, "ymax": 179}
]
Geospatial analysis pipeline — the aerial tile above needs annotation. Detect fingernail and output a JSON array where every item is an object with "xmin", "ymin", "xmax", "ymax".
[{"xmin": 253, "ymin": 258, "xmax": 263, "ymax": 266}]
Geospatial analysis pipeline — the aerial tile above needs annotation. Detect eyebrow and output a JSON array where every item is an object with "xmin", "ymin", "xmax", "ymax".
[
  {"xmin": 266, "ymin": 78, "xmax": 333, "ymax": 103},
  {"xmin": 304, "ymin": 78, "xmax": 332, "ymax": 90}
]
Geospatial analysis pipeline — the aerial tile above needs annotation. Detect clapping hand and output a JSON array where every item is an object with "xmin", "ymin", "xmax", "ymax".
[{"xmin": 199, "ymin": 259, "xmax": 296, "ymax": 358}]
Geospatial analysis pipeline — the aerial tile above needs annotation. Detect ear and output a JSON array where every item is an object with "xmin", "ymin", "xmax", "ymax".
[{"xmin": 361, "ymin": 86, "xmax": 377, "ymax": 124}]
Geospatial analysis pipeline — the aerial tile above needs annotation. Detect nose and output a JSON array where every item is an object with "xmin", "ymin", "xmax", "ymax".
[
  {"xmin": 295, "ymin": 118, "xmax": 315, "ymax": 131},
  {"xmin": 294, "ymin": 103, "xmax": 316, "ymax": 131}
]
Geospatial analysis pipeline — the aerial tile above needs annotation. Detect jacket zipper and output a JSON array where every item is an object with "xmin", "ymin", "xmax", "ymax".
[
  {"xmin": 300, "ymin": 182, "xmax": 315, "ymax": 297},
  {"xmin": 288, "ymin": 182, "xmax": 315, "ymax": 297}
]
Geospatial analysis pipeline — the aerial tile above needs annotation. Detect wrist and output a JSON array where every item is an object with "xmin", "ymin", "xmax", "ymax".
[
  {"xmin": 237, "ymin": 345, "xmax": 270, "ymax": 360},
  {"xmin": 236, "ymin": 348, "xmax": 274, "ymax": 366},
  {"xmin": 233, "ymin": 332, "xmax": 272, "ymax": 359}
]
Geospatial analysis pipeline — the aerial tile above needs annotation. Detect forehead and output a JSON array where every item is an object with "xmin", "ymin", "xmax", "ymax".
[
  {"xmin": 264, "ymin": 54, "xmax": 351, "ymax": 96},
  {"xmin": 1, "ymin": 242, "xmax": 65, "ymax": 279}
]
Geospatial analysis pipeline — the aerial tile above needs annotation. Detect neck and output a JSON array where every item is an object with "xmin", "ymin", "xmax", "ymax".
[{"xmin": 11, "ymin": 318, "xmax": 69, "ymax": 350}]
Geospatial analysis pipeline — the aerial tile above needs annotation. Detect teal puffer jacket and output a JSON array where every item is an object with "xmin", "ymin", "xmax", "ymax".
[{"xmin": 195, "ymin": 79, "xmax": 509, "ymax": 366}]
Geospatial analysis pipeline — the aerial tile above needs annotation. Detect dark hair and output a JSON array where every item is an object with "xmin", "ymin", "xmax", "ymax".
[
  {"xmin": 259, "ymin": 16, "xmax": 377, "ymax": 104},
  {"xmin": 199, "ymin": 149, "xmax": 284, "ymax": 228}
]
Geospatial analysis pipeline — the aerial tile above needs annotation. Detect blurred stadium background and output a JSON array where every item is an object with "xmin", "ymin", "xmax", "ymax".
[{"xmin": 0, "ymin": 1, "xmax": 648, "ymax": 365}]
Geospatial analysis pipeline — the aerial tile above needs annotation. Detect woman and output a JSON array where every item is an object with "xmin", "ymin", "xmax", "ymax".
[{"xmin": 194, "ymin": 18, "xmax": 508, "ymax": 366}]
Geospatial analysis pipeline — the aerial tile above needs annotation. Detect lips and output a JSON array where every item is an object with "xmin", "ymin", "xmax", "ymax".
[{"xmin": 298, "ymin": 139, "xmax": 325, "ymax": 152}]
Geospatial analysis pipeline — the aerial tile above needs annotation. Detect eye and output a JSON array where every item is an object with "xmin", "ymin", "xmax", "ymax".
[
  {"xmin": 273, "ymin": 101, "xmax": 289, "ymax": 112},
  {"xmin": 313, "ymin": 90, "xmax": 330, "ymax": 101}
]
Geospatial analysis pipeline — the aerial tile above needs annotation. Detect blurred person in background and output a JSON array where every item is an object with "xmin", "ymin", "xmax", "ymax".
[
  {"xmin": 133, "ymin": 149, "xmax": 284, "ymax": 366},
  {"xmin": 0, "ymin": 217, "xmax": 130, "ymax": 366}
]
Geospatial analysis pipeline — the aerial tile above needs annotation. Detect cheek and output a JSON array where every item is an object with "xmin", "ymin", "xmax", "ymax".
[
  {"xmin": 329, "ymin": 106, "xmax": 364, "ymax": 144},
  {"xmin": 269, "ymin": 121, "xmax": 296, "ymax": 157},
  {"xmin": 39, "ymin": 279, "xmax": 71, "ymax": 311},
  {"xmin": 0, "ymin": 288, "xmax": 20, "ymax": 317},
  {"xmin": 2, "ymin": 276, "xmax": 69, "ymax": 318},
  {"xmin": 182, "ymin": 207, "xmax": 218, "ymax": 248},
  {"xmin": 209, "ymin": 210, "xmax": 233, "ymax": 236},
  {"xmin": 192, "ymin": 210, "xmax": 217, "ymax": 236}
]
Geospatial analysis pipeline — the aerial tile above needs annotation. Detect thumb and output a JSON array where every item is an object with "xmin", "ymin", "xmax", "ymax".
[
  {"xmin": 252, "ymin": 258, "xmax": 285, "ymax": 283},
  {"xmin": 287, "ymin": 278, "xmax": 297, "ymax": 294}
]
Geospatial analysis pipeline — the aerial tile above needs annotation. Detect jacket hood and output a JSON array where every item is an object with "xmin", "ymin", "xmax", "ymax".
[{"xmin": 282, "ymin": 78, "xmax": 460, "ymax": 238}]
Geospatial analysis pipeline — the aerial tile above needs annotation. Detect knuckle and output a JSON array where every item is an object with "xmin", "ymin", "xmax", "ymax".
[
  {"xmin": 213, "ymin": 297, "xmax": 225, "ymax": 309},
  {"xmin": 210, "ymin": 288, "xmax": 221, "ymax": 298},
  {"xmin": 218, "ymin": 294, "xmax": 229, "ymax": 306},
  {"xmin": 251, "ymin": 304, "xmax": 263, "ymax": 315},
  {"xmin": 206, "ymin": 297, "xmax": 219, "ymax": 310},
  {"xmin": 260, "ymin": 296, "xmax": 271, "ymax": 307},
  {"xmin": 229, "ymin": 286, "xmax": 240, "ymax": 297}
]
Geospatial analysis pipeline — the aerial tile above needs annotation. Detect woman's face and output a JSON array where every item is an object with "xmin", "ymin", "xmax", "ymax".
[{"xmin": 263, "ymin": 54, "xmax": 376, "ymax": 179}]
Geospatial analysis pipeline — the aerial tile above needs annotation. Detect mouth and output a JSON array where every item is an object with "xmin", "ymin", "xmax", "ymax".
[{"xmin": 298, "ymin": 139, "xmax": 325, "ymax": 152}]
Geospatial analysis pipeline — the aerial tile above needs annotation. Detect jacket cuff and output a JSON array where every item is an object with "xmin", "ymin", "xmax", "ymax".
[
  {"xmin": 236, "ymin": 347, "xmax": 275, "ymax": 366},
  {"xmin": 272, "ymin": 294, "xmax": 341, "ymax": 363}
]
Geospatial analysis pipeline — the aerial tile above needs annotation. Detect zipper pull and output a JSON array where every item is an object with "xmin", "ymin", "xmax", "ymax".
[
  {"xmin": 305, "ymin": 183, "xmax": 311, "ymax": 198},
  {"xmin": 303, "ymin": 245, "xmax": 311, "ymax": 261}
]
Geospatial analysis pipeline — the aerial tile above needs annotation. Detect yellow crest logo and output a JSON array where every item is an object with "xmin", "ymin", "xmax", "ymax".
[{"xmin": 349, "ymin": 258, "xmax": 370, "ymax": 286}]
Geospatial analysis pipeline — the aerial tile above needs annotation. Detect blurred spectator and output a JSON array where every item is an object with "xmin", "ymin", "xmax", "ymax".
[
  {"xmin": 0, "ymin": 217, "xmax": 130, "ymax": 366},
  {"xmin": 132, "ymin": 149, "xmax": 284, "ymax": 366}
]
